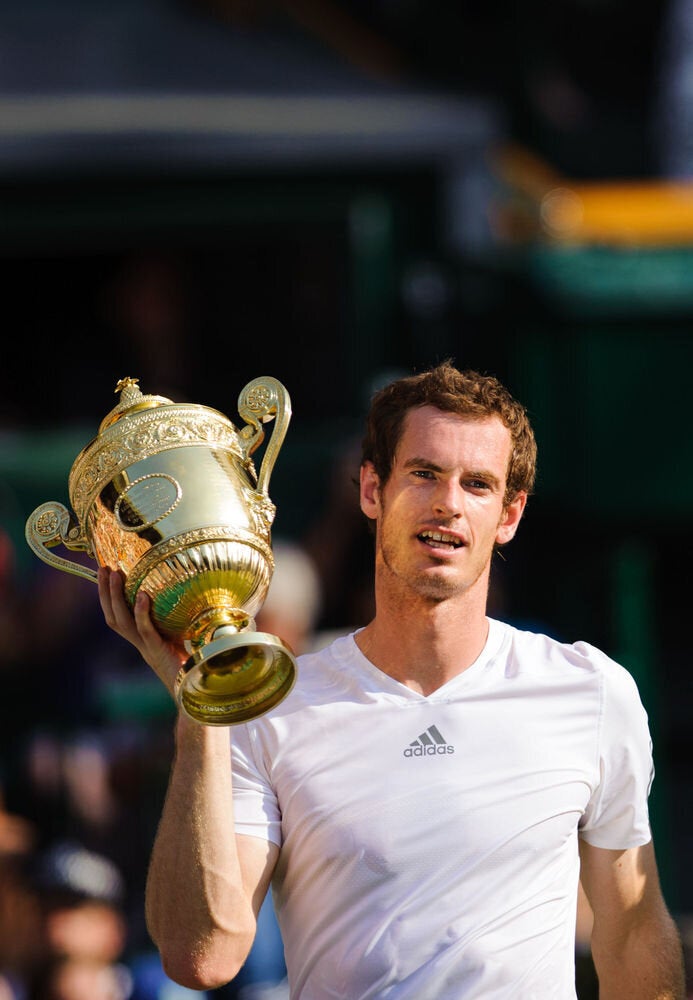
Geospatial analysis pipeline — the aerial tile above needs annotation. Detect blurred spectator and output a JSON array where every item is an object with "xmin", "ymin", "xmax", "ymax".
[
  {"xmin": 27, "ymin": 840, "xmax": 204, "ymax": 1000},
  {"xmin": 19, "ymin": 840, "xmax": 130, "ymax": 1000},
  {"xmin": 13, "ymin": 721, "xmax": 176, "ymax": 964},
  {"xmin": 30, "ymin": 840, "xmax": 129, "ymax": 966},
  {"xmin": 0, "ymin": 788, "xmax": 40, "ymax": 1000},
  {"xmin": 27, "ymin": 954, "xmax": 131, "ymax": 1000},
  {"xmin": 256, "ymin": 541, "xmax": 323, "ymax": 656},
  {"xmin": 301, "ymin": 435, "xmax": 373, "ymax": 638}
]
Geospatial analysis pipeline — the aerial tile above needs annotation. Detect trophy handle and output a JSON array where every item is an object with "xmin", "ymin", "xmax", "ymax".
[
  {"xmin": 25, "ymin": 501, "xmax": 98, "ymax": 583},
  {"xmin": 237, "ymin": 376, "xmax": 292, "ymax": 497}
]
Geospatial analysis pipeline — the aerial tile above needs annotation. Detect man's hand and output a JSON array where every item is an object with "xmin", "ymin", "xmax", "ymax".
[{"xmin": 97, "ymin": 566, "xmax": 188, "ymax": 698}]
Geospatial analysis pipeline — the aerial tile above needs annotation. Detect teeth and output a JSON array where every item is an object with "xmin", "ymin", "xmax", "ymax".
[{"xmin": 420, "ymin": 531, "xmax": 461, "ymax": 547}]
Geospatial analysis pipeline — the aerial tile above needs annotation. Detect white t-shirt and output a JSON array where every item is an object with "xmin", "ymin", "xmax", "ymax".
[{"xmin": 231, "ymin": 618, "xmax": 653, "ymax": 999}]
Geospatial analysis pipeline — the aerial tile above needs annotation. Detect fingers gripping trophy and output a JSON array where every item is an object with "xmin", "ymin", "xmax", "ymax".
[{"xmin": 25, "ymin": 375, "xmax": 297, "ymax": 726}]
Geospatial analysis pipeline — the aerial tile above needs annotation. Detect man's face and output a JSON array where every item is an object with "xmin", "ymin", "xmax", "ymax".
[{"xmin": 360, "ymin": 406, "xmax": 526, "ymax": 603}]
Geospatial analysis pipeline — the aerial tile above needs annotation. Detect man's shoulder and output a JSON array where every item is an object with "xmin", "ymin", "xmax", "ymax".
[
  {"xmin": 496, "ymin": 617, "xmax": 631, "ymax": 682},
  {"xmin": 302, "ymin": 628, "xmax": 357, "ymax": 657},
  {"xmin": 290, "ymin": 629, "xmax": 361, "ymax": 688}
]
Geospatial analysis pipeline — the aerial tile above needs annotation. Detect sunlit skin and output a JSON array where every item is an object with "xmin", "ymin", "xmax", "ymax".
[{"xmin": 355, "ymin": 406, "xmax": 526, "ymax": 694}]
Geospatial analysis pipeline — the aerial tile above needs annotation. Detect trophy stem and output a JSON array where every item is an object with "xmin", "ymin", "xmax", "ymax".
[
  {"xmin": 187, "ymin": 608, "xmax": 253, "ymax": 649},
  {"xmin": 177, "ymin": 630, "xmax": 297, "ymax": 726}
]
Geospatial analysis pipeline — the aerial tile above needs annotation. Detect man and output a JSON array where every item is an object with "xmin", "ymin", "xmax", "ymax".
[{"xmin": 98, "ymin": 361, "xmax": 685, "ymax": 998}]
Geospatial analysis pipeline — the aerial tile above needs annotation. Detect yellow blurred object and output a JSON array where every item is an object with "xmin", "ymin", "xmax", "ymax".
[
  {"xmin": 541, "ymin": 182, "xmax": 693, "ymax": 246},
  {"xmin": 493, "ymin": 144, "xmax": 693, "ymax": 247}
]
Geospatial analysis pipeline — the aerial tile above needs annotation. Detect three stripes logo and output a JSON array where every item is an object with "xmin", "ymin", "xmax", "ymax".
[{"xmin": 403, "ymin": 724, "xmax": 454, "ymax": 757}]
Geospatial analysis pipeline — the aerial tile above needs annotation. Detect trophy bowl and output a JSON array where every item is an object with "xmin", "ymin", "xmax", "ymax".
[{"xmin": 25, "ymin": 375, "xmax": 298, "ymax": 726}]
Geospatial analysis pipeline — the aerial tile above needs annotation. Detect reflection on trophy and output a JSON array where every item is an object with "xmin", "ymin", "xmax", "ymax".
[{"xmin": 25, "ymin": 375, "xmax": 297, "ymax": 726}]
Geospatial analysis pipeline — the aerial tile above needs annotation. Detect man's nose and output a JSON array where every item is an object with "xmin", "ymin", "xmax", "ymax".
[{"xmin": 433, "ymin": 480, "xmax": 463, "ymax": 517}]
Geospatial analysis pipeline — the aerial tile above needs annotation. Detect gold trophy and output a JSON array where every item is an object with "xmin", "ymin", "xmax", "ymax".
[{"xmin": 25, "ymin": 375, "xmax": 297, "ymax": 726}]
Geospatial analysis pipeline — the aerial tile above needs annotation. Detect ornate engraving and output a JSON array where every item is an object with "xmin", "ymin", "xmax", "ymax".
[
  {"xmin": 245, "ymin": 384, "xmax": 273, "ymax": 413},
  {"xmin": 247, "ymin": 491, "xmax": 277, "ymax": 533},
  {"xmin": 123, "ymin": 525, "xmax": 274, "ymax": 603},
  {"xmin": 35, "ymin": 508, "xmax": 61, "ymax": 538},
  {"xmin": 69, "ymin": 406, "xmax": 245, "ymax": 521},
  {"xmin": 25, "ymin": 502, "xmax": 95, "ymax": 582}
]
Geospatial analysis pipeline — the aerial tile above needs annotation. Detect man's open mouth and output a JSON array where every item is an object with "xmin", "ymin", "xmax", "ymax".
[{"xmin": 418, "ymin": 530, "xmax": 463, "ymax": 549}]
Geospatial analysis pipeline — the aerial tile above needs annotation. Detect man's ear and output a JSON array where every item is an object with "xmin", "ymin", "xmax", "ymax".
[
  {"xmin": 495, "ymin": 491, "xmax": 527, "ymax": 546},
  {"xmin": 360, "ymin": 462, "xmax": 380, "ymax": 521}
]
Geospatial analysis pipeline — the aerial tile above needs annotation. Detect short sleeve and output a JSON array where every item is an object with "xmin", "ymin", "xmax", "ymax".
[
  {"xmin": 231, "ymin": 725, "xmax": 283, "ymax": 848},
  {"xmin": 579, "ymin": 652, "xmax": 654, "ymax": 849}
]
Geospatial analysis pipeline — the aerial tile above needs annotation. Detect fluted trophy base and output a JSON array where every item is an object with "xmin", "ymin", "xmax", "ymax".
[{"xmin": 177, "ymin": 630, "xmax": 297, "ymax": 726}]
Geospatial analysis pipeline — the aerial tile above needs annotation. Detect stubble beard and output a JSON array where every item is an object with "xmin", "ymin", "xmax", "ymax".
[{"xmin": 378, "ymin": 527, "xmax": 484, "ymax": 604}]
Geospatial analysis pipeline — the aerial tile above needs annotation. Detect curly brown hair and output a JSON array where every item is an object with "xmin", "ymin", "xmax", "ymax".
[{"xmin": 361, "ymin": 360, "xmax": 537, "ymax": 505}]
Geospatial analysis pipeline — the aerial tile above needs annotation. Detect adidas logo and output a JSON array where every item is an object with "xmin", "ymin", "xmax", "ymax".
[{"xmin": 403, "ymin": 725, "xmax": 454, "ymax": 757}]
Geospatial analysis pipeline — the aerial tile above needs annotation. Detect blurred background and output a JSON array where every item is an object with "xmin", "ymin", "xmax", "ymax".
[{"xmin": 1, "ymin": 0, "xmax": 693, "ymax": 997}]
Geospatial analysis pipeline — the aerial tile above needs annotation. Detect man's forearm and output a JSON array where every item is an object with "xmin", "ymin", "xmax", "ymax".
[
  {"xmin": 591, "ymin": 909, "xmax": 686, "ymax": 999},
  {"xmin": 145, "ymin": 713, "xmax": 255, "ymax": 991}
]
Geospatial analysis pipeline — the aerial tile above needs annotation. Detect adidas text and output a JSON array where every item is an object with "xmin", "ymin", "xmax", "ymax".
[{"xmin": 404, "ymin": 743, "xmax": 454, "ymax": 757}]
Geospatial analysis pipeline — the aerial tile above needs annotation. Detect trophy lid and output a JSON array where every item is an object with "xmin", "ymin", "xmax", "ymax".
[{"xmin": 99, "ymin": 377, "xmax": 175, "ymax": 432}]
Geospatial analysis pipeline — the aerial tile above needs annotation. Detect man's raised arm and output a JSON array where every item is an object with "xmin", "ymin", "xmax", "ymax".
[{"xmin": 98, "ymin": 568, "xmax": 277, "ymax": 991}]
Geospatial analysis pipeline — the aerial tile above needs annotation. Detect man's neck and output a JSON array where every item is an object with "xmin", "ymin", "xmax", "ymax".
[{"xmin": 355, "ymin": 596, "xmax": 490, "ymax": 695}]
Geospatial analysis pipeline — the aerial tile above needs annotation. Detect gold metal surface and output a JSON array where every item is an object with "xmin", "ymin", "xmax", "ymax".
[{"xmin": 25, "ymin": 376, "xmax": 297, "ymax": 725}]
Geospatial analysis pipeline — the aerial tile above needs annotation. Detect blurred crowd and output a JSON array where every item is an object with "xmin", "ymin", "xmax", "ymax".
[{"xmin": 0, "ymin": 517, "xmax": 207, "ymax": 999}]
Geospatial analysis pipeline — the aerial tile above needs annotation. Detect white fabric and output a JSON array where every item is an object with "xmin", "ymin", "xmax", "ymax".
[{"xmin": 231, "ymin": 618, "xmax": 654, "ymax": 999}]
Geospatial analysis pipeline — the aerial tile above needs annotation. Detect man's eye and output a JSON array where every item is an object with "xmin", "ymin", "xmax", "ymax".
[{"xmin": 412, "ymin": 470, "xmax": 435, "ymax": 479}]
